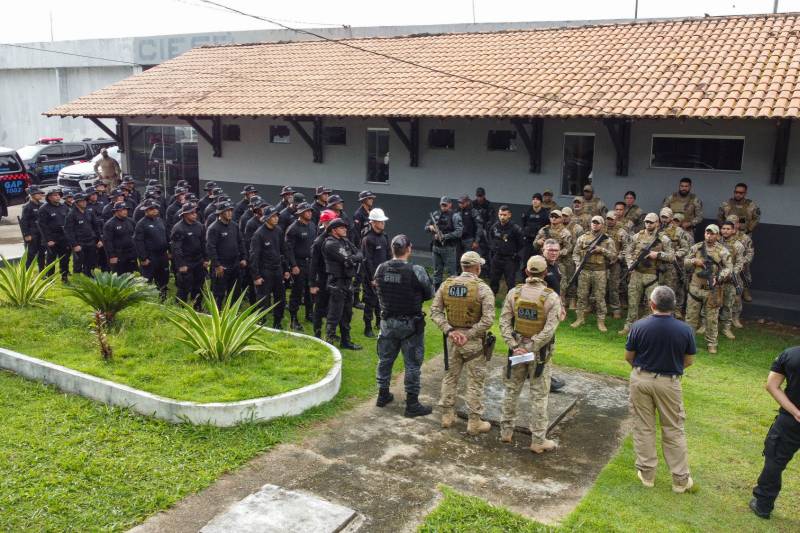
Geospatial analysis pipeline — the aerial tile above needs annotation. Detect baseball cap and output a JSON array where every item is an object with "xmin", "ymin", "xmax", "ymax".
[
  {"xmin": 583, "ymin": 184, "xmax": 594, "ymax": 192},
  {"xmin": 660, "ymin": 207, "xmax": 674, "ymax": 218},
  {"xmin": 439, "ymin": 196, "xmax": 451, "ymax": 205},
  {"xmin": 549, "ymin": 209, "xmax": 562, "ymax": 218},
  {"xmin": 591, "ymin": 215, "xmax": 604, "ymax": 224},
  {"xmin": 460, "ymin": 251, "xmax": 485, "ymax": 266},
  {"xmin": 644, "ymin": 213, "xmax": 659, "ymax": 223},
  {"xmin": 526, "ymin": 255, "xmax": 547, "ymax": 273},
  {"xmin": 705, "ymin": 224, "xmax": 720, "ymax": 234},
  {"xmin": 605, "ymin": 212, "xmax": 616, "ymax": 220},
  {"xmin": 573, "ymin": 196, "xmax": 584, "ymax": 204},
  {"xmin": 725, "ymin": 214, "xmax": 739, "ymax": 224},
  {"xmin": 561, "ymin": 207, "xmax": 573, "ymax": 216}
]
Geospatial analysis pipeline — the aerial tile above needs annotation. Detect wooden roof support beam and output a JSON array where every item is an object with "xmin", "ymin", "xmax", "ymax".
[
  {"xmin": 603, "ymin": 118, "xmax": 631, "ymax": 176},
  {"xmin": 88, "ymin": 117, "xmax": 121, "ymax": 146},
  {"xmin": 286, "ymin": 117, "xmax": 323, "ymax": 163},
  {"xmin": 771, "ymin": 119, "xmax": 791, "ymax": 185},
  {"xmin": 387, "ymin": 117, "xmax": 419, "ymax": 167},
  {"xmin": 181, "ymin": 116, "xmax": 222, "ymax": 158},
  {"xmin": 511, "ymin": 118, "xmax": 543, "ymax": 173}
]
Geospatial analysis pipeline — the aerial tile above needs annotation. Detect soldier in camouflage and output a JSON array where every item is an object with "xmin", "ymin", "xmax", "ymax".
[
  {"xmin": 719, "ymin": 221, "xmax": 746, "ymax": 341},
  {"xmin": 571, "ymin": 196, "xmax": 593, "ymax": 231},
  {"xmin": 606, "ymin": 211, "xmax": 630, "ymax": 319},
  {"xmin": 727, "ymin": 214, "xmax": 754, "ymax": 318},
  {"xmin": 534, "ymin": 210, "xmax": 573, "ymax": 302},
  {"xmin": 684, "ymin": 224, "xmax": 733, "ymax": 354},
  {"xmin": 570, "ymin": 215, "xmax": 617, "ymax": 332},
  {"xmin": 541, "ymin": 189, "xmax": 560, "ymax": 211},
  {"xmin": 431, "ymin": 251, "xmax": 496, "ymax": 435},
  {"xmin": 560, "ymin": 206, "xmax": 584, "ymax": 310},
  {"xmin": 658, "ymin": 207, "xmax": 693, "ymax": 319},
  {"xmin": 718, "ymin": 182, "xmax": 760, "ymax": 235},
  {"xmin": 619, "ymin": 213, "xmax": 674, "ymax": 335},
  {"xmin": 499, "ymin": 255, "xmax": 563, "ymax": 453},
  {"xmin": 662, "ymin": 177, "xmax": 704, "ymax": 232},
  {"xmin": 581, "ymin": 184, "xmax": 608, "ymax": 217},
  {"xmin": 621, "ymin": 191, "xmax": 644, "ymax": 233}
]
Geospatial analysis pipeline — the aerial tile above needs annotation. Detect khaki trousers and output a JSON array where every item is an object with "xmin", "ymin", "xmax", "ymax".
[
  {"xmin": 629, "ymin": 368, "xmax": 690, "ymax": 482},
  {"xmin": 438, "ymin": 338, "xmax": 488, "ymax": 420}
]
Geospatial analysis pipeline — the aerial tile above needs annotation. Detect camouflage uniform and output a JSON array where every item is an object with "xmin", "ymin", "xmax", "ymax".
[
  {"xmin": 534, "ymin": 224, "xmax": 573, "ymax": 297},
  {"xmin": 583, "ymin": 196, "xmax": 607, "ymax": 217},
  {"xmin": 562, "ymin": 214, "xmax": 584, "ymax": 305},
  {"xmin": 719, "ymin": 237, "xmax": 745, "ymax": 334},
  {"xmin": 572, "ymin": 207, "xmax": 592, "ymax": 234},
  {"xmin": 431, "ymin": 270, "xmax": 496, "ymax": 427},
  {"xmin": 718, "ymin": 198, "xmax": 761, "ymax": 234},
  {"xmin": 499, "ymin": 273, "xmax": 562, "ymax": 447},
  {"xmin": 730, "ymin": 229, "xmax": 754, "ymax": 321},
  {"xmin": 663, "ymin": 192, "xmax": 704, "ymax": 229},
  {"xmin": 571, "ymin": 227, "xmax": 617, "ymax": 326},
  {"xmin": 622, "ymin": 204, "xmax": 644, "ymax": 233},
  {"xmin": 542, "ymin": 199, "xmax": 560, "ymax": 211},
  {"xmin": 622, "ymin": 227, "xmax": 674, "ymax": 331},
  {"xmin": 684, "ymin": 240, "xmax": 732, "ymax": 350},
  {"xmin": 606, "ymin": 223, "xmax": 631, "ymax": 316},
  {"xmin": 660, "ymin": 224, "xmax": 693, "ymax": 316}
]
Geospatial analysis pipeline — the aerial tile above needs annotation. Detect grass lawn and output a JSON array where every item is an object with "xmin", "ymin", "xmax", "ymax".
[
  {"xmin": 1, "ymin": 280, "xmax": 799, "ymax": 531},
  {"xmin": 0, "ymin": 286, "xmax": 332, "ymax": 402},
  {"xmin": 421, "ymin": 308, "xmax": 800, "ymax": 532}
]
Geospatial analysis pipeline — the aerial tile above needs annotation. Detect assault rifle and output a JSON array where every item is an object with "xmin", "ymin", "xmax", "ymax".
[
  {"xmin": 428, "ymin": 212, "xmax": 445, "ymax": 245},
  {"xmin": 673, "ymin": 258, "xmax": 686, "ymax": 286},
  {"xmin": 697, "ymin": 243, "xmax": 718, "ymax": 291},
  {"xmin": 732, "ymin": 271, "xmax": 744, "ymax": 296},
  {"xmin": 567, "ymin": 233, "xmax": 608, "ymax": 287},
  {"xmin": 443, "ymin": 331, "xmax": 449, "ymax": 371},
  {"xmin": 626, "ymin": 228, "xmax": 662, "ymax": 274}
]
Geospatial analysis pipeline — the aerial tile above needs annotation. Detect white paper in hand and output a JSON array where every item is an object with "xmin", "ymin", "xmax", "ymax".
[{"xmin": 509, "ymin": 352, "xmax": 535, "ymax": 366}]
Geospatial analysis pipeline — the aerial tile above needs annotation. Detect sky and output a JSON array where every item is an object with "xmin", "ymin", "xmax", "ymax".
[{"xmin": 3, "ymin": 0, "xmax": 800, "ymax": 43}]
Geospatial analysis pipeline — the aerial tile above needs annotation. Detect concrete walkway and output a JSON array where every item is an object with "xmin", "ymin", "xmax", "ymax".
[{"xmin": 131, "ymin": 354, "xmax": 630, "ymax": 532}]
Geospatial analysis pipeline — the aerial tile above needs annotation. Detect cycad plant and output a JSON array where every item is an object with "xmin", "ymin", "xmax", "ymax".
[
  {"xmin": 65, "ymin": 271, "xmax": 157, "ymax": 360},
  {"xmin": 166, "ymin": 284, "xmax": 276, "ymax": 362},
  {"xmin": 0, "ymin": 251, "xmax": 56, "ymax": 307}
]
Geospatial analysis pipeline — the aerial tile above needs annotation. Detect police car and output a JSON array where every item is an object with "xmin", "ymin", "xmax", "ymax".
[
  {"xmin": 0, "ymin": 146, "xmax": 32, "ymax": 218},
  {"xmin": 57, "ymin": 145, "xmax": 121, "ymax": 192},
  {"xmin": 17, "ymin": 137, "xmax": 116, "ymax": 185}
]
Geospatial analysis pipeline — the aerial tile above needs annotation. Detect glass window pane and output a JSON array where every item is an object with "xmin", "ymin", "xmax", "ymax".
[
  {"xmin": 651, "ymin": 136, "xmax": 743, "ymax": 171},
  {"xmin": 366, "ymin": 129, "xmax": 389, "ymax": 183},
  {"xmin": 561, "ymin": 134, "xmax": 594, "ymax": 196},
  {"xmin": 0, "ymin": 155, "xmax": 22, "ymax": 172}
]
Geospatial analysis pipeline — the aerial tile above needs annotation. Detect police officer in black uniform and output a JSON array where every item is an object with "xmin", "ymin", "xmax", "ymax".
[
  {"xmin": 166, "ymin": 179, "xmax": 189, "ymax": 207},
  {"xmin": 198, "ymin": 181, "xmax": 218, "ymax": 216},
  {"xmin": 521, "ymin": 192, "xmax": 550, "ymax": 261},
  {"xmin": 93, "ymin": 180, "xmax": 110, "ymax": 209},
  {"xmin": 250, "ymin": 205, "xmax": 289, "ymax": 329},
  {"xmin": 37, "ymin": 188, "xmax": 70, "ymax": 282},
  {"xmin": 360, "ymin": 207, "xmax": 390, "ymax": 338},
  {"xmin": 199, "ymin": 186, "xmax": 222, "ymax": 222},
  {"xmin": 101, "ymin": 189, "xmax": 125, "ymax": 223},
  {"xmin": 64, "ymin": 192, "xmax": 103, "ymax": 277},
  {"xmin": 85, "ymin": 186, "xmax": 108, "ymax": 271},
  {"xmin": 311, "ymin": 186, "xmax": 332, "ymax": 226},
  {"xmin": 285, "ymin": 202, "xmax": 316, "ymax": 331},
  {"xmin": 171, "ymin": 203, "xmax": 207, "ymax": 306},
  {"xmin": 204, "ymin": 194, "xmax": 231, "ymax": 230},
  {"xmin": 234, "ymin": 185, "xmax": 258, "ymax": 223},
  {"xmin": 353, "ymin": 190, "xmax": 376, "ymax": 241},
  {"xmin": 121, "ymin": 175, "xmax": 140, "ymax": 205},
  {"xmin": 238, "ymin": 195, "xmax": 262, "ymax": 236},
  {"xmin": 134, "ymin": 199, "xmax": 170, "ymax": 299},
  {"xmin": 165, "ymin": 187, "xmax": 188, "ymax": 233},
  {"xmin": 374, "ymin": 234, "xmax": 435, "ymax": 416},
  {"xmin": 278, "ymin": 192, "xmax": 305, "ymax": 231},
  {"xmin": 103, "ymin": 202, "xmax": 137, "ymax": 275},
  {"xmin": 19, "ymin": 186, "xmax": 46, "ymax": 270},
  {"xmin": 310, "ymin": 209, "xmax": 337, "ymax": 338},
  {"xmin": 488, "ymin": 205, "xmax": 524, "ymax": 294},
  {"xmin": 426, "ymin": 197, "xmax": 463, "ymax": 290},
  {"xmin": 457, "ymin": 194, "xmax": 484, "ymax": 264},
  {"xmin": 276, "ymin": 185, "xmax": 295, "ymax": 212},
  {"xmin": 322, "ymin": 218, "xmax": 363, "ymax": 350},
  {"xmin": 207, "ymin": 201, "xmax": 246, "ymax": 307}
]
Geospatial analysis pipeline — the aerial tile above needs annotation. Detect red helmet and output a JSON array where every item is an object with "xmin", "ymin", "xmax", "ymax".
[{"xmin": 319, "ymin": 209, "xmax": 338, "ymax": 223}]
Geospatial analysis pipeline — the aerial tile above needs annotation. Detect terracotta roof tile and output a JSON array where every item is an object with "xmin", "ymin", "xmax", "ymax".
[{"xmin": 46, "ymin": 13, "xmax": 800, "ymax": 120}]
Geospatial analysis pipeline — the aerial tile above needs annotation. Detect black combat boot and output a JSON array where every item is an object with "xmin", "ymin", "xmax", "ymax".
[
  {"xmin": 290, "ymin": 314, "xmax": 303, "ymax": 332},
  {"xmin": 364, "ymin": 322, "xmax": 375, "ymax": 338},
  {"xmin": 404, "ymin": 393, "xmax": 432, "ymax": 418},
  {"xmin": 314, "ymin": 328, "xmax": 322, "ymax": 339},
  {"xmin": 340, "ymin": 337, "xmax": 362, "ymax": 351},
  {"xmin": 305, "ymin": 307, "xmax": 314, "ymax": 323},
  {"xmin": 376, "ymin": 387, "xmax": 394, "ymax": 407},
  {"xmin": 159, "ymin": 287, "xmax": 168, "ymax": 302},
  {"xmin": 272, "ymin": 319, "xmax": 282, "ymax": 330}
]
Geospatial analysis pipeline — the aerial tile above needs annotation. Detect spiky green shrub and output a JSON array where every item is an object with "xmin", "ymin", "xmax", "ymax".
[
  {"xmin": 0, "ymin": 252, "xmax": 56, "ymax": 307},
  {"xmin": 166, "ymin": 284, "xmax": 276, "ymax": 362}
]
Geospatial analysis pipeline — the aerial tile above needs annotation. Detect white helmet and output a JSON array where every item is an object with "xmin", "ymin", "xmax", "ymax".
[{"xmin": 368, "ymin": 207, "xmax": 389, "ymax": 222}]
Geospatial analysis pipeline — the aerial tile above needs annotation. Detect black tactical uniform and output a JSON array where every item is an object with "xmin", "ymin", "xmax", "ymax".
[
  {"xmin": 19, "ymin": 194, "xmax": 45, "ymax": 269},
  {"xmin": 458, "ymin": 202, "xmax": 484, "ymax": 262},
  {"xmin": 171, "ymin": 210, "xmax": 207, "ymax": 305},
  {"xmin": 488, "ymin": 219, "xmax": 524, "ymax": 294},
  {"xmin": 285, "ymin": 213, "xmax": 316, "ymax": 329},
  {"xmin": 102, "ymin": 209, "xmax": 137, "ymax": 275},
  {"xmin": 64, "ymin": 202, "xmax": 102, "ymax": 276},
  {"xmin": 322, "ymin": 221, "xmax": 363, "ymax": 349},
  {"xmin": 521, "ymin": 204, "xmax": 550, "ymax": 261},
  {"xmin": 360, "ymin": 226, "xmax": 390, "ymax": 336},
  {"xmin": 234, "ymin": 186, "xmax": 257, "ymax": 223},
  {"xmin": 207, "ymin": 215, "xmax": 246, "ymax": 307},
  {"xmin": 134, "ymin": 209, "xmax": 170, "ymax": 297},
  {"xmin": 310, "ymin": 230, "xmax": 330, "ymax": 338},
  {"xmin": 250, "ymin": 211, "xmax": 287, "ymax": 328},
  {"xmin": 37, "ymin": 195, "xmax": 70, "ymax": 281}
]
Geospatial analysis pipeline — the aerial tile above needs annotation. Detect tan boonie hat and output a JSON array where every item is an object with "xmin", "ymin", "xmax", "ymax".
[
  {"xmin": 644, "ymin": 212, "xmax": 659, "ymax": 223},
  {"xmin": 549, "ymin": 209, "xmax": 562, "ymax": 217},
  {"xmin": 460, "ymin": 251, "xmax": 485, "ymax": 266},
  {"xmin": 706, "ymin": 224, "xmax": 720, "ymax": 234},
  {"xmin": 660, "ymin": 207, "xmax": 673, "ymax": 218},
  {"xmin": 591, "ymin": 215, "xmax": 604, "ymax": 224},
  {"xmin": 726, "ymin": 214, "xmax": 739, "ymax": 224},
  {"xmin": 673, "ymin": 212, "xmax": 685, "ymax": 221},
  {"xmin": 526, "ymin": 255, "xmax": 547, "ymax": 273},
  {"xmin": 583, "ymin": 184, "xmax": 594, "ymax": 192},
  {"xmin": 561, "ymin": 206, "xmax": 574, "ymax": 216},
  {"xmin": 606, "ymin": 212, "xmax": 616, "ymax": 219}
]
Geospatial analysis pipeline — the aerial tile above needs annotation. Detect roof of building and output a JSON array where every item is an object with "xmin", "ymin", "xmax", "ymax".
[{"xmin": 46, "ymin": 13, "xmax": 800, "ymax": 120}]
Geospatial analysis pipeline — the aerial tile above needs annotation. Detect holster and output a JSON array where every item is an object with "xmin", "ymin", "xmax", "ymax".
[{"xmin": 483, "ymin": 332, "xmax": 496, "ymax": 361}]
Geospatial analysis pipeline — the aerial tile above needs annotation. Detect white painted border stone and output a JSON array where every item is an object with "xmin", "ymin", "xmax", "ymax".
[{"xmin": 0, "ymin": 329, "xmax": 342, "ymax": 427}]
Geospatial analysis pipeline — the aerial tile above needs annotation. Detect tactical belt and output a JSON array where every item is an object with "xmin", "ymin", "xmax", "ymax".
[
  {"xmin": 635, "ymin": 266, "xmax": 657, "ymax": 275},
  {"xmin": 583, "ymin": 263, "xmax": 606, "ymax": 272}
]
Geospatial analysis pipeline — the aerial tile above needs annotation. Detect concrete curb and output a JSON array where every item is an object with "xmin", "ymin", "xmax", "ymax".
[{"xmin": 0, "ymin": 329, "xmax": 342, "ymax": 427}]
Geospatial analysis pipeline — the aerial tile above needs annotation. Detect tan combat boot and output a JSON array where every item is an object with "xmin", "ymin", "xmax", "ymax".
[
  {"xmin": 597, "ymin": 318, "xmax": 607, "ymax": 332},
  {"xmin": 672, "ymin": 476, "xmax": 695, "ymax": 494},
  {"xmin": 708, "ymin": 345, "xmax": 717, "ymax": 354},
  {"xmin": 441, "ymin": 410, "xmax": 455, "ymax": 428},
  {"xmin": 732, "ymin": 318, "xmax": 743, "ymax": 329},
  {"xmin": 467, "ymin": 418, "xmax": 491, "ymax": 435},
  {"xmin": 722, "ymin": 328, "xmax": 736, "ymax": 340},
  {"xmin": 742, "ymin": 288, "xmax": 753, "ymax": 302},
  {"xmin": 617, "ymin": 324, "xmax": 630, "ymax": 336},
  {"xmin": 696, "ymin": 325, "xmax": 706, "ymax": 336},
  {"xmin": 570, "ymin": 312, "xmax": 585, "ymax": 328},
  {"xmin": 530, "ymin": 439, "xmax": 558, "ymax": 454},
  {"xmin": 500, "ymin": 428, "xmax": 513, "ymax": 443}
]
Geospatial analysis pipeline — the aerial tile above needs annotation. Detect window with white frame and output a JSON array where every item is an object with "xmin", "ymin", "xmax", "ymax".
[{"xmin": 650, "ymin": 135, "xmax": 744, "ymax": 171}]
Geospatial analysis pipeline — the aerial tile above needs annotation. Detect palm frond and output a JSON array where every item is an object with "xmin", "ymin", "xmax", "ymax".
[
  {"xmin": 0, "ymin": 251, "xmax": 56, "ymax": 307},
  {"xmin": 65, "ymin": 270, "xmax": 157, "ymax": 323}
]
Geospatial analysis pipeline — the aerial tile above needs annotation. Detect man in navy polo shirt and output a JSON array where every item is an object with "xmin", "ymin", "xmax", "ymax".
[
  {"xmin": 624, "ymin": 285, "xmax": 696, "ymax": 493},
  {"xmin": 750, "ymin": 346, "xmax": 800, "ymax": 519}
]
